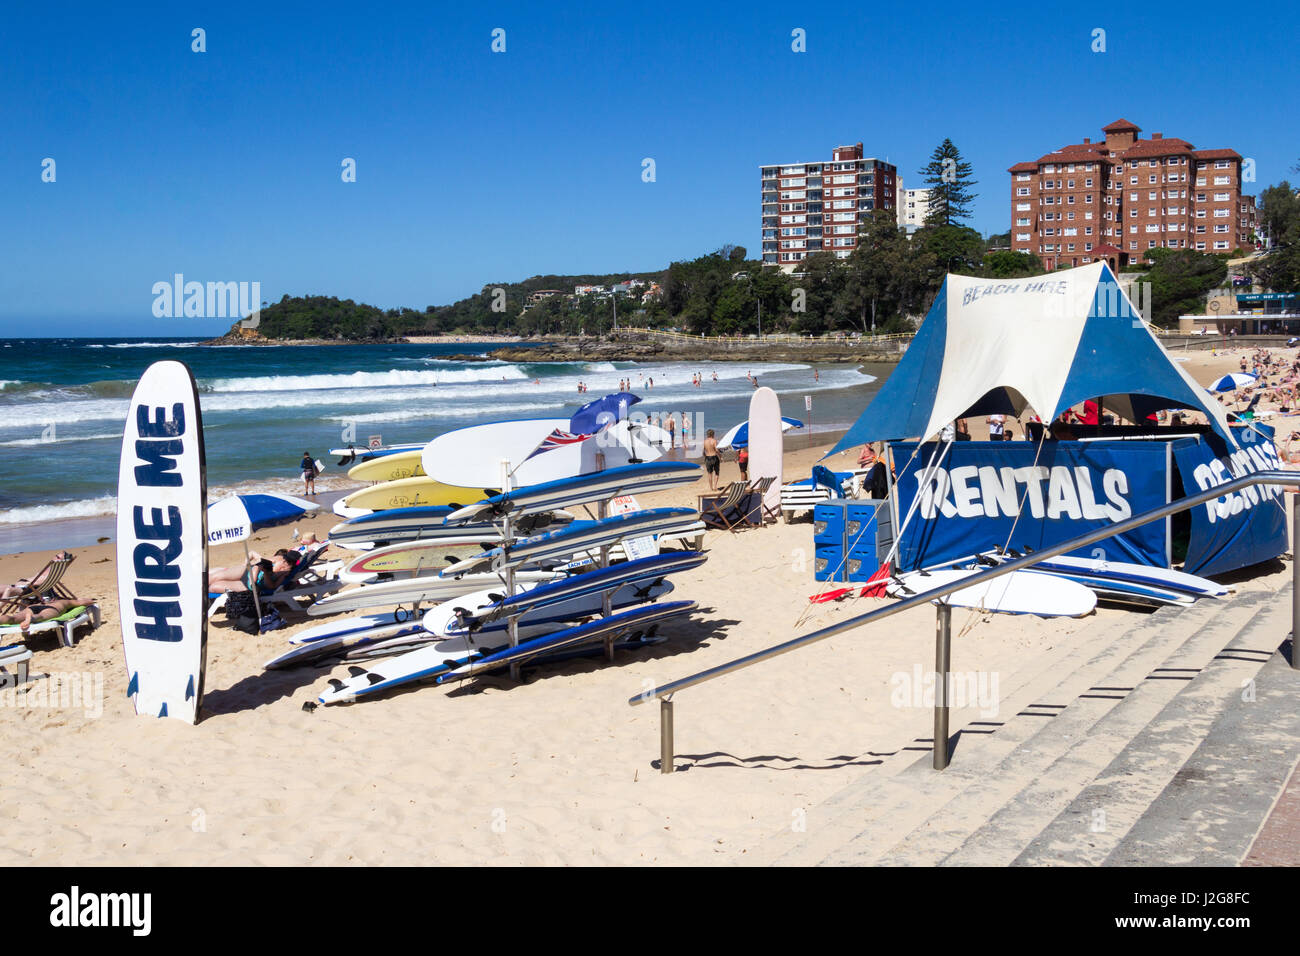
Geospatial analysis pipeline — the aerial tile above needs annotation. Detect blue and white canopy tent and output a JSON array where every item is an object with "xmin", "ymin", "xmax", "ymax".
[
  {"xmin": 828, "ymin": 262, "xmax": 1235, "ymax": 452},
  {"xmin": 825, "ymin": 264, "xmax": 1284, "ymax": 575}
]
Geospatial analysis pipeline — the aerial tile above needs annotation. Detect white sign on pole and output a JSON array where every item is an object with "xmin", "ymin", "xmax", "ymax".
[{"xmin": 805, "ymin": 395, "xmax": 813, "ymax": 411}]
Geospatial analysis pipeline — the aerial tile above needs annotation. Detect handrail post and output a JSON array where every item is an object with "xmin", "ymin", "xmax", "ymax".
[
  {"xmin": 934, "ymin": 604, "xmax": 952, "ymax": 770},
  {"xmin": 1293, "ymin": 493, "xmax": 1299, "ymax": 670},
  {"xmin": 660, "ymin": 699, "xmax": 674, "ymax": 774}
]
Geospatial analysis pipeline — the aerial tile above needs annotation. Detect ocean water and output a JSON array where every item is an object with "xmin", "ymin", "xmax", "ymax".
[{"xmin": 0, "ymin": 337, "xmax": 883, "ymax": 551}]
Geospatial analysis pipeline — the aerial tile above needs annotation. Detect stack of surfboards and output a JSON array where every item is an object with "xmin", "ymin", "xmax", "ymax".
[
  {"xmin": 976, "ymin": 550, "xmax": 1231, "ymax": 608},
  {"xmin": 271, "ymin": 459, "xmax": 709, "ymax": 701}
]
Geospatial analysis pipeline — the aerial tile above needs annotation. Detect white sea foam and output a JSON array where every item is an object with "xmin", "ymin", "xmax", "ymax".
[
  {"xmin": 0, "ymin": 431, "xmax": 122, "ymax": 447},
  {"xmin": 0, "ymin": 495, "xmax": 119, "ymax": 525},
  {"xmin": 206, "ymin": 366, "xmax": 531, "ymax": 391},
  {"xmin": 85, "ymin": 341, "xmax": 201, "ymax": 349}
]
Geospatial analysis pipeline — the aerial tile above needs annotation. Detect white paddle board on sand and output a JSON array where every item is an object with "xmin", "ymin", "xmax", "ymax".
[{"xmin": 889, "ymin": 568, "xmax": 1096, "ymax": 617}]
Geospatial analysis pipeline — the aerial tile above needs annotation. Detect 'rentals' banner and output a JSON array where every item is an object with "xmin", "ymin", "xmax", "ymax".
[
  {"xmin": 891, "ymin": 440, "xmax": 1171, "ymax": 571},
  {"xmin": 1173, "ymin": 426, "xmax": 1288, "ymax": 577}
]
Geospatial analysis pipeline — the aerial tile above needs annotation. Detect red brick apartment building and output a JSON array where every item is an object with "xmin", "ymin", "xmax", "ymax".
[
  {"xmin": 761, "ymin": 143, "xmax": 896, "ymax": 269},
  {"xmin": 1009, "ymin": 119, "xmax": 1258, "ymax": 271}
]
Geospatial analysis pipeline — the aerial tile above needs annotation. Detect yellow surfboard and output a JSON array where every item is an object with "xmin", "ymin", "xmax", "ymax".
[
  {"xmin": 347, "ymin": 450, "xmax": 426, "ymax": 483},
  {"xmin": 341, "ymin": 476, "xmax": 492, "ymax": 511}
]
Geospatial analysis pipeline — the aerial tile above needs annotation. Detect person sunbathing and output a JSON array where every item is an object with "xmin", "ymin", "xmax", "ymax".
[
  {"xmin": 1, "ymin": 550, "xmax": 73, "ymax": 599},
  {"xmin": 209, "ymin": 552, "xmax": 295, "ymax": 594},
  {"xmin": 0, "ymin": 597, "xmax": 94, "ymax": 634}
]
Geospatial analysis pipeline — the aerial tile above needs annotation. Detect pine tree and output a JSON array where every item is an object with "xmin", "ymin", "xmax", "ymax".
[{"xmin": 919, "ymin": 139, "xmax": 978, "ymax": 228}]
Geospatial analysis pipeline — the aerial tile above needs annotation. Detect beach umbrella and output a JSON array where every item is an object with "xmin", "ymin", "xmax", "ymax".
[
  {"xmin": 718, "ymin": 417, "xmax": 804, "ymax": 450},
  {"xmin": 206, "ymin": 493, "xmax": 319, "ymax": 623},
  {"xmin": 569, "ymin": 392, "xmax": 640, "ymax": 435},
  {"xmin": 1208, "ymin": 372, "xmax": 1257, "ymax": 393}
]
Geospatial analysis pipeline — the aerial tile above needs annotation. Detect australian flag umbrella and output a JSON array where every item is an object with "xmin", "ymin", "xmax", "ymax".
[{"xmin": 569, "ymin": 392, "xmax": 641, "ymax": 435}]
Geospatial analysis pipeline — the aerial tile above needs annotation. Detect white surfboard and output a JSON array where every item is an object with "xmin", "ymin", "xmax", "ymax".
[
  {"xmin": 748, "ymin": 387, "xmax": 784, "ymax": 517},
  {"xmin": 889, "ymin": 568, "xmax": 1097, "ymax": 618},
  {"xmin": 117, "ymin": 360, "xmax": 207, "ymax": 723},
  {"xmin": 306, "ymin": 569, "xmax": 563, "ymax": 617},
  {"xmin": 420, "ymin": 419, "xmax": 577, "ymax": 489}
]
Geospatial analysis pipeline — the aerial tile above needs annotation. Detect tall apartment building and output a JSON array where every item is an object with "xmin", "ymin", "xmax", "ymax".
[
  {"xmin": 760, "ymin": 143, "xmax": 896, "ymax": 269},
  {"xmin": 897, "ymin": 184, "xmax": 932, "ymax": 235},
  {"xmin": 1009, "ymin": 119, "xmax": 1257, "ymax": 271}
]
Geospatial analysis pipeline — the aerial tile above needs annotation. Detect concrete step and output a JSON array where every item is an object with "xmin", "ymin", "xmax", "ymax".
[
  {"xmin": 761, "ymin": 588, "xmax": 1252, "ymax": 865},
  {"xmin": 1105, "ymin": 637, "xmax": 1300, "ymax": 866},
  {"xmin": 934, "ymin": 589, "xmax": 1274, "ymax": 866},
  {"xmin": 1013, "ymin": 585, "xmax": 1290, "ymax": 864},
  {"xmin": 751, "ymin": 603, "xmax": 1145, "ymax": 866}
]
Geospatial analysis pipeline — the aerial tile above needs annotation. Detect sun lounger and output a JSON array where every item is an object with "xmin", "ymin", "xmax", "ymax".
[{"xmin": 0, "ymin": 603, "xmax": 101, "ymax": 648}]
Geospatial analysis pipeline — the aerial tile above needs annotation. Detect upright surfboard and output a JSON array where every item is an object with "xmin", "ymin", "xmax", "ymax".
[
  {"xmin": 748, "ymin": 387, "xmax": 783, "ymax": 517},
  {"xmin": 116, "ymin": 360, "xmax": 207, "ymax": 723}
]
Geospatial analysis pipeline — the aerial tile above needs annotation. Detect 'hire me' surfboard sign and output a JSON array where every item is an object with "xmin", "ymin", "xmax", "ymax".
[{"xmin": 116, "ymin": 360, "xmax": 208, "ymax": 723}]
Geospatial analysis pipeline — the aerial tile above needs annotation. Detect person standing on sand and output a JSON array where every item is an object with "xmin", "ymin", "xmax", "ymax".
[
  {"xmin": 666, "ymin": 414, "xmax": 676, "ymax": 449},
  {"xmin": 702, "ymin": 429, "xmax": 720, "ymax": 491},
  {"xmin": 300, "ymin": 452, "xmax": 318, "ymax": 496}
]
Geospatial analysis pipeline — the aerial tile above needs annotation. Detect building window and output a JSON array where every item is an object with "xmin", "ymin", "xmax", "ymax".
[{"xmin": 1214, "ymin": 241, "xmax": 1229, "ymax": 249}]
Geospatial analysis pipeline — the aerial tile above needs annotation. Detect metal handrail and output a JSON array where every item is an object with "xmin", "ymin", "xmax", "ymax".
[{"xmin": 629, "ymin": 468, "xmax": 1298, "ymax": 772}]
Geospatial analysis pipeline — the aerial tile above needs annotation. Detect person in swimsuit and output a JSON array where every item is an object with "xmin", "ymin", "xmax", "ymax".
[
  {"xmin": 1, "ymin": 596, "xmax": 94, "ymax": 633},
  {"xmin": 702, "ymin": 429, "xmax": 721, "ymax": 492}
]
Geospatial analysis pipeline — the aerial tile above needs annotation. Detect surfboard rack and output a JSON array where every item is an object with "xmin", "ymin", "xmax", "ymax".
[{"xmin": 631, "ymin": 469, "xmax": 1300, "ymax": 774}]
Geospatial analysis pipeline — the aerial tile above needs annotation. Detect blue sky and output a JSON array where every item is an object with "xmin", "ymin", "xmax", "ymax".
[{"xmin": 2, "ymin": 0, "xmax": 1296, "ymax": 335}]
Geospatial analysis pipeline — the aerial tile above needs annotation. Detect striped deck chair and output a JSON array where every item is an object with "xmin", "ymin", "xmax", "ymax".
[
  {"xmin": 698, "ymin": 481, "xmax": 760, "ymax": 532},
  {"xmin": 0, "ymin": 552, "xmax": 76, "ymax": 616},
  {"xmin": 747, "ymin": 476, "xmax": 778, "ymax": 524}
]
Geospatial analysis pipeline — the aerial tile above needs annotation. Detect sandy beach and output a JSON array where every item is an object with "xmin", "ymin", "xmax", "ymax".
[{"xmin": 3, "ymin": 345, "xmax": 1296, "ymax": 866}]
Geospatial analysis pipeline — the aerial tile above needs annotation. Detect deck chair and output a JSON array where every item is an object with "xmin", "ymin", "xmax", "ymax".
[
  {"xmin": 747, "ymin": 476, "xmax": 779, "ymax": 524},
  {"xmin": 0, "ymin": 552, "xmax": 76, "ymax": 615},
  {"xmin": 698, "ymin": 481, "xmax": 760, "ymax": 532}
]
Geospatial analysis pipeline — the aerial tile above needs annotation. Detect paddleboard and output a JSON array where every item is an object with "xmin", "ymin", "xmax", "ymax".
[
  {"xmin": 289, "ymin": 608, "xmax": 421, "ymax": 644},
  {"xmin": 423, "ymin": 554, "xmax": 704, "ymax": 635},
  {"xmin": 889, "ymin": 569, "xmax": 1097, "ymax": 617},
  {"xmin": 331, "ymin": 442, "xmax": 424, "ymax": 465},
  {"xmin": 1000, "ymin": 551, "xmax": 1231, "ymax": 598},
  {"xmin": 440, "ymin": 507, "xmax": 698, "ymax": 576},
  {"xmin": 444, "ymin": 461, "xmax": 701, "ymax": 526},
  {"xmin": 436, "ymin": 601, "xmax": 697, "ymax": 685},
  {"xmin": 339, "ymin": 539, "xmax": 519, "ymax": 584},
  {"xmin": 748, "ymin": 387, "xmax": 784, "ymax": 517},
  {"xmin": 307, "ymin": 569, "xmax": 563, "ymax": 617},
  {"xmin": 317, "ymin": 635, "xmax": 503, "ymax": 704},
  {"xmin": 327, "ymin": 507, "xmax": 573, "ymax": 551},
  {"xmin": 117, "ymin": 360, "xmax": 207, "ymax": 723},
  {"xmin": 421, "ymin": 419, "xmax": 579, "ymax": 489},
  {"xmin": 347, "ymin": 450, "xmax": 426, "ymax": 483},
  {"xmin": 423, "ymin": 579, "xmax": 674, "ymax": 643},
  {"xmin": 341, "ymin": 476, "xmax": 489, "ymax": 512},
  {"xmin": 264, "ymin": 618, "xmax": 428, "ymax": 670}
]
